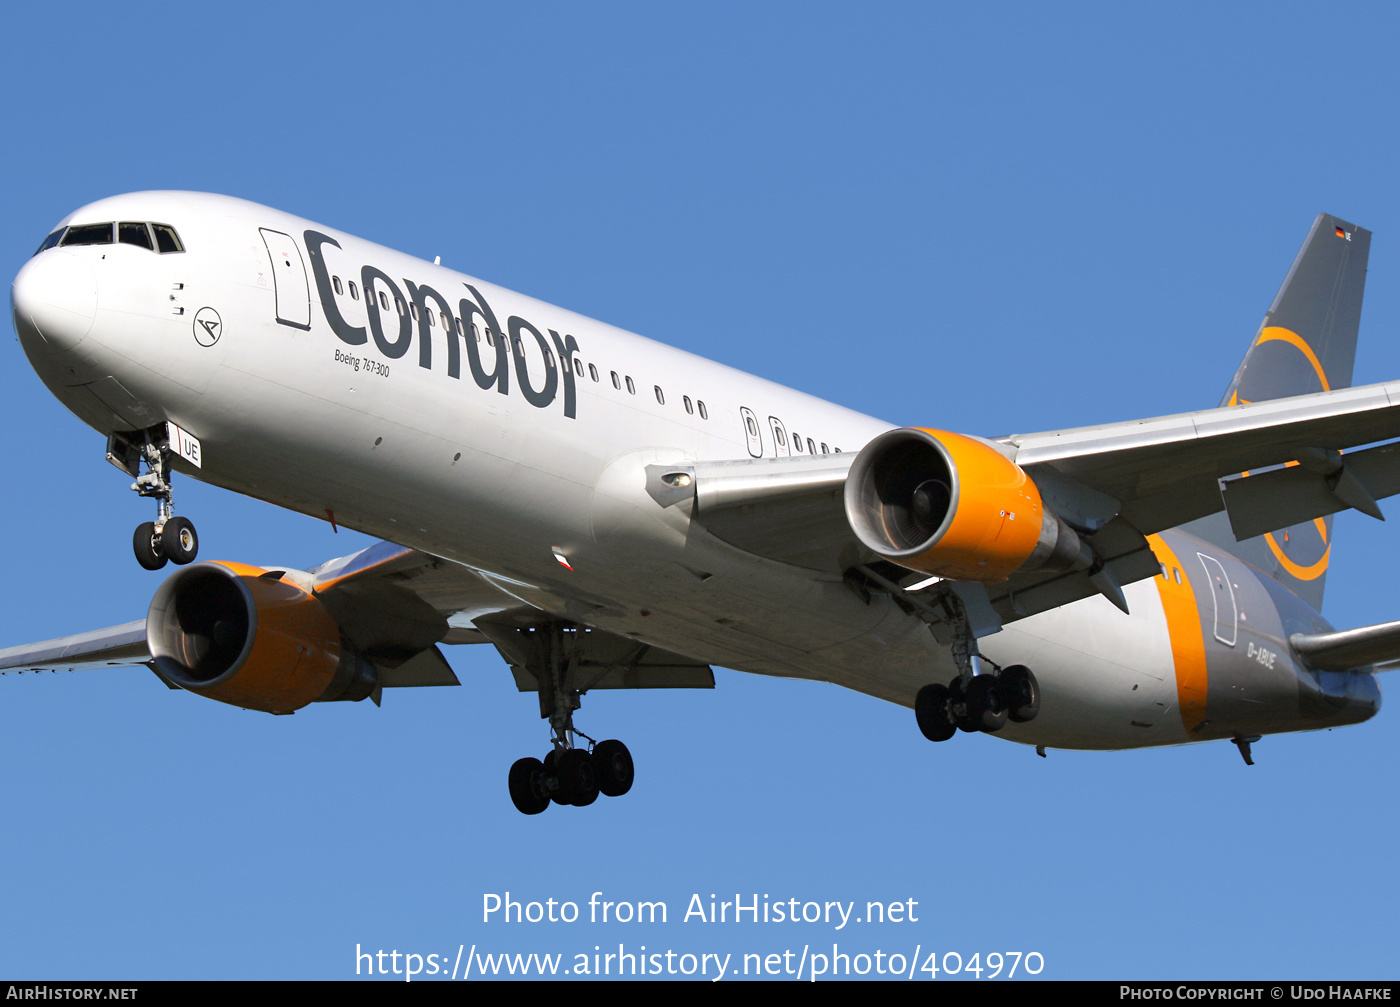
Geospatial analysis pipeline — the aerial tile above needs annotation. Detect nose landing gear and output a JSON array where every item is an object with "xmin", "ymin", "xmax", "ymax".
[{"xmin": 111, "ymin": 428, "xmax": 200, "ymax": 570}]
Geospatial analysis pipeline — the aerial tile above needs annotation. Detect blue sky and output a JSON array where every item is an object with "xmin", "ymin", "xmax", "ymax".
[{"xmin": 2, "ymin": 2, "xmax": 1398, "ymax": 980}]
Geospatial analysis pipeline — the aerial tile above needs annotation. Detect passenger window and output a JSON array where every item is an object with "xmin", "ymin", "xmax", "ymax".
[
  {"xmin": 775, "ymin": 427, "xmax": 787, "ymax": 447},
  {"xmin": 349, "ymin": 281, "xmax": 359, "ymax": 300},
  {"xmin": 1174, "ymin": 567, "xmax": 1182, "ymax": 585},
  {"xmin": 379, "ymin": 291, "xmax": 389, "ymax": 311},
  {"xmin": 807, "ymin": 438, "xmax": 816, "ymax": 454},
  {"xmin": 654, "ymin": 385, "xmax": 665, "ymax": 405},
  {"xmin": 820, "ymin": 443, "xmax": 829, "ymax": 454},
  {"xmin": 34, "ymin": 228, "xmax": 66, "ymax": 256},
  {"xmin": 441, "ymin": 312, "xmax": 451, "ymax": 330},
  {"xmin": 408, "ymin": 301, "xmax": 417, "ymax": 320},
  {"xmin": 698, "ymin": 400, "xmax": 708, "ymax": 420},
  {"xmin": 589, "ymin": 363, "xmax": 599, "ymax": 382},
  {"xmin": 574, "ymin": 358, "xmax": 584, "ymax": 378},
  {"xmin": 793, "ymin": 432, "xmax": 803, "ymax": 452},
  {"xmin": 626, "ymin": 376, "xmax": 636, "ymax": 394},
  {"xmin": 546, "ymin": 349, "xmax": 555, "ymax": 367},
  {"xmin": 426, "ymin": 310, "xmax": 435, "ymax": 327},
  {"xmin": 151, "ymin": 224, "xmax": 184, "ymax": 253},
  {"xmin": 332, "ymin": 275, "xmax": 343, "ymax": 296},
  {"xmin": 119, "ymin": 222, "xmax": 153, "ymax": 250},
  {"xmin": 395, "ymin": 297, "xmax": 406, "ymax": 317},
  {"xmin": 683, "ymin": 395, "xmax": 693, "ymax": 415},
  {"xmin": 746, "ymin": 416, "xmax": 759, "ymax": 437},
  {"xmin": 61, "ymin": 223, "xmax": 114, "ymax": 246},
  {"xmin": 487, "ymin": 331, "xmax": 495, "ymax": 347},
  {"xmin": 611, "ymin": 371, "xmax": 621, "ymax": 390}
]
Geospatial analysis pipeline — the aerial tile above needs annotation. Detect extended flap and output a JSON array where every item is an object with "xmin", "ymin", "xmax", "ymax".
[{"xmin": 1222, "ymin": 441, "xmax": 1400, "ymax": 540}]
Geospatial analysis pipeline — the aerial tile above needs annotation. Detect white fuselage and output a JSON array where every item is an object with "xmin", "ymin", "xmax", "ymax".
[{"xmin": 13, "ymin": 191, "xmax": 1345, "ymax": 751}]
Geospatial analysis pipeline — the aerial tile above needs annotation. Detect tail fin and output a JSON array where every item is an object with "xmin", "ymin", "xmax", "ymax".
[{"xmin": 1184, "ymin": 213, "xmax": 1371, "ymax": 610}]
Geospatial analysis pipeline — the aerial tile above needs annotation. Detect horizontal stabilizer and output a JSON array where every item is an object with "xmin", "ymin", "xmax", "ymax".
[
  {"xmin": 1291, "ymin": 620, "xmax": 1400, "ymax": 671},
  {"xmin": 0, "ymin": 620, "xmax": 149, "ymax": 673}
]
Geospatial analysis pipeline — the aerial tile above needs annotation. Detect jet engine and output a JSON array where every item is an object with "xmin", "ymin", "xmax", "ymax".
[
  {"xmin": 146, "ymin": 561, "xmax": 376, "ymax": 714},
  {"xmin": 844, "ymin": 428, "xmax": 1090, "ymax": 582}
]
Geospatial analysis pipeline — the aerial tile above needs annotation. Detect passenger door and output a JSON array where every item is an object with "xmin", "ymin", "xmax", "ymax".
[
  {"xmin": 259, "ymin": 228, "xmax": 311, "ymax": 330},
  {"xmin": 1197, "ymin": 552, "xmax": 1238, "ymax": 646}
]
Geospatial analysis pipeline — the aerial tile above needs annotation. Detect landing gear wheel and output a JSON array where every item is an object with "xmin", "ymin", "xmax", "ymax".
[
  {"xmin": 964, "ymin": 675, "xmax": 1008, "ymax": 733},
  {"xmin": 542, "ymin": 749, "xmax": 567, "ymax": 806},
  {"xmin": 161, "ymin": 516, "xmax": 198, "ymax": 565},
  {"xmin": 593, "ymin": 739, "xmax": 634, "ymax": 796},
  {"xmin": 948, "ymin": 677, "xmax": 979, "ymax": 733},
  {"xmin": 1001, "ymin": 665, "xmax": 1041, "ymax": 723},
  {"xmin": 133, "ymin": 522, "xmax": 167, "ymax": 571},
  {"xmin": 557, "ymin": 749, "xmax": 599, "ymax": 807},
  {"xmin": 914, "ymin": 684, "xmax": 956, "ymax": 742},
  {"xmin": 508, "ymin": 757, "xmax": 550, "ymax": 815}
]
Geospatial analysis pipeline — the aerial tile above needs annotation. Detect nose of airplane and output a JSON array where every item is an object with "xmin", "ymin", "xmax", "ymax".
[{"xmin": 11, "ymin": 251, "xmax": 98, "ymax": 357}]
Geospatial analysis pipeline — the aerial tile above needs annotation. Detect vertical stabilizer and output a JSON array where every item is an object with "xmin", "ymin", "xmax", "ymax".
[{"xmin": 1183, "ymin": 214, "xmax": 1371, "ymax": 611}]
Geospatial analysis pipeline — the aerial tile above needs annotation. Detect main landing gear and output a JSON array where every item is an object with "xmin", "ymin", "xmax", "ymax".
[
  {"xmin": 112, "ymin": 429, "xmax": 199, "ymax": 571},
  {"xmin": 841, "ymin": 567, "xmax": 1043, "ymax": 746},
  {"xmin": 915, "ymin": 663, "xmax": 1041, "ymax": 742},
  {"xmin": 502, "ymin": 623, "xmax": 635, "ymax": 816},
  {"xmin": 912, "ymin": 587, "xmax": 1041, "ymax": 743},
  {"xmin": 509, "ymin": 738, "xmax": 635, "ymax": 816}
]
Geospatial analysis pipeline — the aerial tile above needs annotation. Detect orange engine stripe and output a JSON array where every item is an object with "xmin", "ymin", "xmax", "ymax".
[
  {"xmin": 1147, "ymin": 534, "xmax": 1208, "ymax": 734},
  {"xmin": 910, "ymin": 429, "xmax": 1044, "ymax": 581}
]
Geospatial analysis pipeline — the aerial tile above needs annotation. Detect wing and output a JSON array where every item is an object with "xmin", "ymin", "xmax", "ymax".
[
  {"xmin": 0, "ymin": 621, "xmax": 150, "ymax": 674},
  {"xmin": 683, "ymin": 379, "xmax": 1400, "ymax": 629},
  {"xmin": 0, "ymin": 539, "xmax": 714, "ymax": 699},
  {"xmin": 1008, "ymin": 379, "xmax": 1400, "ymax": 536},
  {"xmin": 0, "ymin": 541, "xmax": 515, "ymax": 690}
]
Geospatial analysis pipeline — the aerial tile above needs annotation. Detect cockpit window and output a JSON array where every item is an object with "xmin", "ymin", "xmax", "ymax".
[
  {"xmin": 61, "ymin": 223, "xmax": 114, "ymax": 246},
  {"xmin": 151, "ymin": 224, "xmax": 184, "ymax": 253},
  {"xmin": 119, "ymin": 222, "xmax": 154, "ymax": 250},
  {"xmin": 38, "ymin": 220, "xmax": 185, "ymax": 255},
  {"xmin": 33, "ymin": 228, "xmax": 66, "ymax": 256}
]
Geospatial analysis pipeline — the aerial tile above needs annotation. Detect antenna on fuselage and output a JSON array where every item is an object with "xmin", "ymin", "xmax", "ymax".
[{"xmin": 1230, "ymin": 735, "xmax": 1261, "ymax": 766}]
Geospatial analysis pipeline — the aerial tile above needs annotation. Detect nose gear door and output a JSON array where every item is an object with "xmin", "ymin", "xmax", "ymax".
[{"xmin": 259, "ymin": 228, "xmax": 311, "ymax": 330}]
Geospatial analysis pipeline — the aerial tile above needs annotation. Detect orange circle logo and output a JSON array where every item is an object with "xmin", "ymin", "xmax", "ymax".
[{"xmin": 1231, "ymin": 327, "xmax": 1332, "ymax": 581}]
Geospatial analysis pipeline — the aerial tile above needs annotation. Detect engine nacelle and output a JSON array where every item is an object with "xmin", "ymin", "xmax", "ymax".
[
  {"xmin": 146, "ymin": 561, "xmax": 375, "ymax": 714},
  {"xmin": 844, "ymin": 428, "xmax": 1090, "ymax": 582}
]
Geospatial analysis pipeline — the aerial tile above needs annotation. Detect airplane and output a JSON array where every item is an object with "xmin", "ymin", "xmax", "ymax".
[{"xmin": 6, "ymin": 192, "xmax": 1397, "ymax": 815}]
